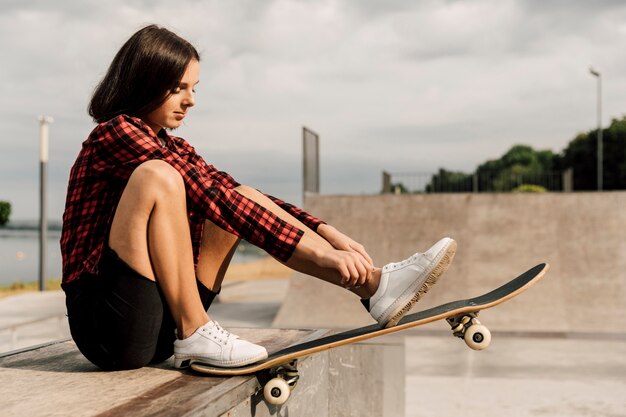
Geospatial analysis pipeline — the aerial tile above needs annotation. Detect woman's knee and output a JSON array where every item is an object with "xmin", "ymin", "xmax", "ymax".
[
  {"xmin": 109, "ymin": 160, "xmax": 185, "ymax": 264},
  {"xmin": 130, "ymin": 160, "xmax": 185, "ymax": 196}
]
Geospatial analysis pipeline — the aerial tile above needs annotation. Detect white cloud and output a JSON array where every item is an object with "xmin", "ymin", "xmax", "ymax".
[{"xmin": 1, "ymin": 0, "xmax": 626, "ymax": 220}]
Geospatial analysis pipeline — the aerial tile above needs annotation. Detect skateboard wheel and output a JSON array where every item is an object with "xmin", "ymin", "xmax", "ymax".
[
  {"xmin": 464, "ymin": 324, "xmax": 491, "ymax": 350},
  {"xmin": 264, "ymin": 378, "xmax": 291, "ymax": 405}
]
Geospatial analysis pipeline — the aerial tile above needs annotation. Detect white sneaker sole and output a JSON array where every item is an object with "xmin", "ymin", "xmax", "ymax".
[
  {"xmin": 381, "ymin": 239, "xmax": 457, "ymax": 328},
  {"xmin": 174, "ymin": 351, "xmax": 268, "ymax": 369}
]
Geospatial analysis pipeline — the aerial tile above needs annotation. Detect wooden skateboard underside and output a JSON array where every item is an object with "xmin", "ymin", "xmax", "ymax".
[{"xmin": 192, "ymin": 263, "xmax": 549, "ymax": 376}]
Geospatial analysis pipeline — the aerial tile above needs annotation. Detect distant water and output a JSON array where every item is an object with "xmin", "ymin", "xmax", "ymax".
[{"xmin": 0, "ymin": 221, "xmax": 266, "ymax": 286}]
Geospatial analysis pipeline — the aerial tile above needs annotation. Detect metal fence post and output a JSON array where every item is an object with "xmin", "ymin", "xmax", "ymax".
[
  {"xmin": 382, "ymin": 171, "xmax": 391, "ymax": 194},
  {"xmin": 563, "ymin": 168, "xmax": 574, "ymax": 192}
]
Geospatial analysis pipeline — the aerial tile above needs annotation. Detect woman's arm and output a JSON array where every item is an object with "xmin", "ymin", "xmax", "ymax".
[
  {"xmin": 90, "ymin": 115, "xmax": 305, "ymax": 262},
  {"xmin": 171, "ymin": 127, "xmax": 373, "ymax": 271},
  {"xmin": 174, "ymin": 137, "xmax": 326, "ymax": 232},
  {"xmin": 287, "ymin": 229, "xmax": 374, "ymax": 289},
  {"xmin": 263, "ymin": 195, "xmax": 325, "ymax": 231}
]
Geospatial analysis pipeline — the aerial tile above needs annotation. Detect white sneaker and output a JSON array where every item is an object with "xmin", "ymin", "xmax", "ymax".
[
  {"xmin": 368, "ymin": 237, "xmax": 457, "ymax": 328},
  {"xmin": 174, "ymin": 321, "xmax": 268, "ymax": 368}
]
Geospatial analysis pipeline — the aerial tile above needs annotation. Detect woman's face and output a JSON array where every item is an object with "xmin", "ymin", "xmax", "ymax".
[{"xmin": 144, "ymin": 59, "xmax": 200, "ymax": 134}]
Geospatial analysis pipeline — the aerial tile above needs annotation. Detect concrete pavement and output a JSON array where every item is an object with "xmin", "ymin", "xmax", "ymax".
[
  {"xmin": 0, "ymin": 291, "xmax": 68, "ymax": 352},
  {"xmin": 404, "ymin": 331, "xmax": 626, "ymax": 417}
]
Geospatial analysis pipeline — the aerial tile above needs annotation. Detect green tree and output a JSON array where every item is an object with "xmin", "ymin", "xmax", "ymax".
[
  {"xmin": 0, "ymin": 201, "xmax": 11, "ymax": 226},
  {"xmin": 475, "ymin": 145, "xmax": 557, "ymax": 191},
  {"xmin": 512, "ymin": 184, "xmax": 547, "ymax": 193},
  {"xmin": 426, "ymin": 169, "xmax": 473, "ymax": 192},
  {"xmin": 423, "ymin": 114, "xmax": 626, "ymax": 193},
  {"xmin": 390, "ymin": 182, "xmax": 409, "ymax": 194},
  {"xmin": 559, "ymin": 116, "xmax": 626, "ymax": 190},
  {"xmin": 426, "ymin": 145, "xmax": 557, "ymax": 192}
]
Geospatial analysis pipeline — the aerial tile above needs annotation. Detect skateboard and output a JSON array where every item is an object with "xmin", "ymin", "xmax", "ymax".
[{"xmin": 191, "ymin": 263, "xmax": 549, "ymax": 405}]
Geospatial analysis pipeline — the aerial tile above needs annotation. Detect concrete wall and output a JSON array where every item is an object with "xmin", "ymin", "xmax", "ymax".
[{"xmin": 274, "ymin": 192, "xmax": 626, "ymax": 333}]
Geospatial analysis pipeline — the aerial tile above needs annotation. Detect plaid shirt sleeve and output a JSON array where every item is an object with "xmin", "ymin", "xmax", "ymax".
[
  {"xmin": 176, "ymin": 138, "xmax": 325, "ymax": 231},
  {"xmin": 91, "ymin": 115, "xmax": 305, "ymax": 262},
  {"xmin": 264, "ymin": 195, "xmax": 325, "ymax": 231}
]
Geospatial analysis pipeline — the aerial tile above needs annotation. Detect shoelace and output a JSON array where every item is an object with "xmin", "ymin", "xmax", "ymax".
[
  {"xmin": 386, "ymin": 253, "xmax": 421, "ymax": 270},
  {"xmin": 203, "ymin": 322, "xmax": 238, "ymax": 345}
]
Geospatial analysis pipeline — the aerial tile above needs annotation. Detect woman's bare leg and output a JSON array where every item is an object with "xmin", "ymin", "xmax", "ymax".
[
  {"xmin": 195, "ymin": 216, "xmax": 380, "ymax": 299},
  {"xmin": 233, "ymin": 185, "xmax": 381, "ymax": 299},
  {"xmin": 195, "ymin": 219, "xmax": 240, "ymax": 292},
  {"xmin": 108, "ymin": 160, "xmax": 208, "ymax": 339}
]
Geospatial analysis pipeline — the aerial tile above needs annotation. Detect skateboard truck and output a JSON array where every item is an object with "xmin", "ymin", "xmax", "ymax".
[
  {"xmin": 262, "ymin": 360, "xmax": 300, "ymax": 405},
  {"xmin": 446, "ymin": 311, "xmax": 492, "ymax": 350}
]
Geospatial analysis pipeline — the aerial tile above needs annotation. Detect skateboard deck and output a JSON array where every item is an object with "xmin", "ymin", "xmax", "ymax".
[{"xmin": 191, "ymin": 263, "xmax": 549, "ymax": 404}]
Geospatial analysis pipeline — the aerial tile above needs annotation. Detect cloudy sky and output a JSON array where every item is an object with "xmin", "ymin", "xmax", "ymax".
[{"xmin": 1, "ymin": 0, "xmax": 626, "ymax": 221}]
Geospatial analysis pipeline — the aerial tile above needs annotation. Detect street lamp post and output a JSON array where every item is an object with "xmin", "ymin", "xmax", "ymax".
[
  {"xmin": 589, "ymin": 67, "xmax": 602, "ymax": 191},
  {"xmin": 38, "ymin": 115, "xmax": 53, "ymax": 291}
]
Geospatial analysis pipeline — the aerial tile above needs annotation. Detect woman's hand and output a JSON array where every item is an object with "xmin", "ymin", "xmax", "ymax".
[
  {"xmin": 317, "ymin": 224, "xmax": 374, "ymax": 286},
  {"xmin": 318, "ymin": 224, "xmax": 373, "ymax": 264},
  {"xmin": 317, "ymin": 247, "xmax": 372, "ymax": 289}
]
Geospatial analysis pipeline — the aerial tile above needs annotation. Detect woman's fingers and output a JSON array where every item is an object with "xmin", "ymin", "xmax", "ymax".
[
  {"xmin": 348, "ymin": 251, "xmax": 372, "ymax": 287},
  {"xmin": 326, "ymin": 248, "xmax": 374, "ymax": 289},
  {"xmin": 351, "ymin": 243, "xmax": 373, "ymax": 267},
  {"xmin": 354, "ymin": 256, "xmax": 369, "ymax": 286},
  {"xmin": 321, "ymin": 226, "xmax": 374, "ymax": 268},
  {"xmin": 337, "ymin": 252, "xmax": 371, "ymax": 288},
  {"xmin": 353, "ymin": 251, "xmax": 373, "ymax": 273},
  {"xmin": 338, "ymin": 263, "xmax": 351, "ymax": 285},
  {"xmin": 346, "ymin": 262, "xmax": 360, "ymax": 287}
]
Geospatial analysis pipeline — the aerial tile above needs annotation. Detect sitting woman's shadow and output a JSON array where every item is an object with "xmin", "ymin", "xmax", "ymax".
[{"xmin": 1, "ymin": 339, "xmax": 103, "ymax": 373}]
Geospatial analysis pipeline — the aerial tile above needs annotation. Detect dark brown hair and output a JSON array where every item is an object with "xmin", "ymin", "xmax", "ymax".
[{"xmin": 89, "ymin": 25, "xmax": 200, "ymax": 123}]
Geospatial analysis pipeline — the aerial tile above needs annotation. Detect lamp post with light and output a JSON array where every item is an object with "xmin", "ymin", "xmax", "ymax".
[
  {"xmin": 589, "ymin": 67, "xmax": 602, "ymax": 191},
  {"xmin": 38, "ymin": 115, "xmax": 53, "ymax": 291}
]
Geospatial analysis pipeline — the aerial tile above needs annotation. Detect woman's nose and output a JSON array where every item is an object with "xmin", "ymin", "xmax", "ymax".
[{"xmin": 183, "ymin": 91, "xmax": 195, "ymax": 107}]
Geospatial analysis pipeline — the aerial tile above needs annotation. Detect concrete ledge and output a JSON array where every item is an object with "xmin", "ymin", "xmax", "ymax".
[
  {"xmin": 0, "ymin": 329, "xmax": 404, "ymax": 417},
  {"xmin": 0, "ymin": 339, "xmax": 250, "ymax": 417}
]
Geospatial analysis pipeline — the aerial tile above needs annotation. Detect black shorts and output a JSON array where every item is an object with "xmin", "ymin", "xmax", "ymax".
[{"xmin": 62, "ymin": 246, "xmax": 217, "ymax": 371}]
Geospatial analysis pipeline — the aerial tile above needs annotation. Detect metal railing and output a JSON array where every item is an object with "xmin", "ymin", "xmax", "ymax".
[{"xmin": 382, "ymin": 169, "xmax": 573, "ymax": 193}]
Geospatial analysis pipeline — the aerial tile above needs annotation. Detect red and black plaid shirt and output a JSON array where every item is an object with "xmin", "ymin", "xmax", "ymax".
[{"xmin": 60, "ymin": 115, "xmax": 323, "ymax": 284}]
